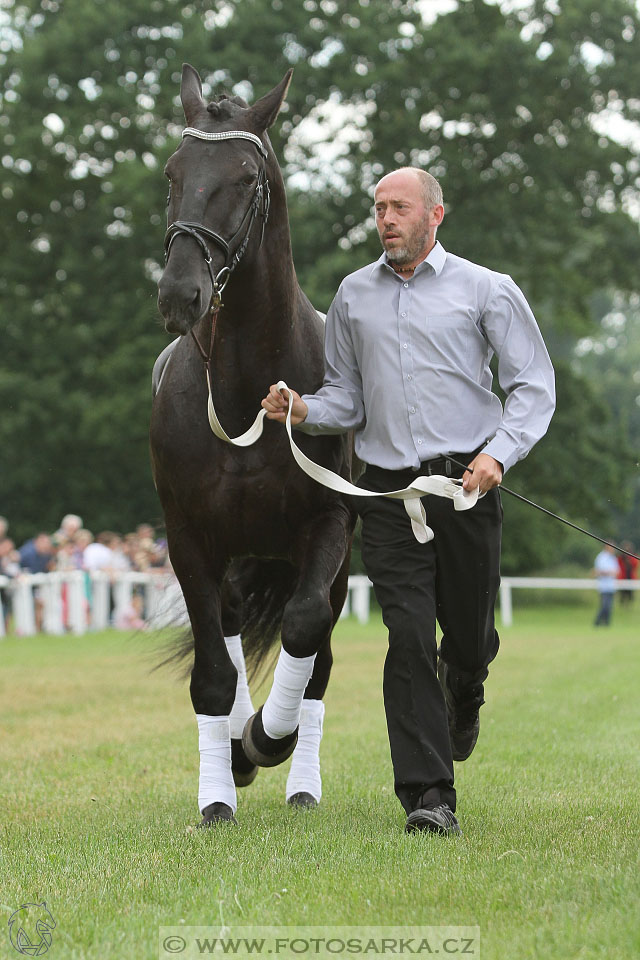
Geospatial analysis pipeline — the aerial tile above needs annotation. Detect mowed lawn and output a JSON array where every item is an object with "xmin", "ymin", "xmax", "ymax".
[{"xmin": 1, "ymin": 603, "xmax": 639, "ymax": 960}]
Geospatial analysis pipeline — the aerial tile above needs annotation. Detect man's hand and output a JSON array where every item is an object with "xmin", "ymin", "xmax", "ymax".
[
  {"xmin": 462, "ymin": 453, "xmax": 503, "ymax": 494},
  {"xmin": 261, "ymin": 383, "xmax": 308, "ymax": 426}
]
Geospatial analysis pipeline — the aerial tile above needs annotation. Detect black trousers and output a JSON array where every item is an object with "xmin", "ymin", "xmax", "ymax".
[{"xmin": 354, "ymin": 457, "xmax": 502, "ymax": 814}]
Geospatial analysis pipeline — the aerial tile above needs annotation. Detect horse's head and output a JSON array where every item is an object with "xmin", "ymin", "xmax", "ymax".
[{"xmin": 157, "ymin": 64, "xmax": 292, "ymax": 335}]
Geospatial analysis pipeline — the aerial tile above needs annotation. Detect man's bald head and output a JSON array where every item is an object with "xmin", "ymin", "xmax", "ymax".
[
  {"xmin": 375, "ymin": 167, "xmax": 443, "ymax": 211},
  {"xmin": 374, "ymin": 168, "xmax": 445, "ymax": 270}
]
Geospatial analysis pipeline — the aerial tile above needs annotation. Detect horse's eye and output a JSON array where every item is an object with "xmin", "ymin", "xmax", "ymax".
[{"xmin": 243, "ymin": 175, "xmax": 256, "ymax": 186}]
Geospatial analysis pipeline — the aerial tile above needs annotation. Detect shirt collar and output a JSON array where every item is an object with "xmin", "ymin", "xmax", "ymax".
[{"xmin": 371, "ymin": 240, "xmax": 447, "ymax": 280}]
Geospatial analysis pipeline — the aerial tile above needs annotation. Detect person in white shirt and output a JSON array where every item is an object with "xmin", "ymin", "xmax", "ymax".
[{"xmin": 593, "ymin": 544, "xmax": 619, "ymax": 626}]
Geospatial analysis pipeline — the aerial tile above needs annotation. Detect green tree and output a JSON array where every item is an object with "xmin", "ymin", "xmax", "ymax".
[{"xmin": 570, "ymin": 292, "xmax": 640, "ymax": 552}]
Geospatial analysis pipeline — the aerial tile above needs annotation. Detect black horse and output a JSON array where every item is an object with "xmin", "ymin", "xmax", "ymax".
[{"xmin": 151, "ymin": 65, "xmax": 355, "ymax": 826}]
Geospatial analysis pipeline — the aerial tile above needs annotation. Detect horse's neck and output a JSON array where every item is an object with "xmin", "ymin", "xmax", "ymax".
[
  {"xmin": 206, "ymin": 174, "xmax": 305, "ymax": 398},
  {"xmin": 206, "ymin": 255, "xmax": 300, "ymax": 402},
  {"xmin": 220, "ymin": 229, "xmax": 299, "ymax": 347}
]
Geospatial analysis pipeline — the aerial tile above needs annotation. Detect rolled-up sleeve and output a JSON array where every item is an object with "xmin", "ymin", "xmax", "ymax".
[
  {"xmin": 480, "ymin": 277, "xmax": 556, "ymax": 473},
  {"xmin": 298, "ymin": 285, "xmax": 366, "ymax": 435}
]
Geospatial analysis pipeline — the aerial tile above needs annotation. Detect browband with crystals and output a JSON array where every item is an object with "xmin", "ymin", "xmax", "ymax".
[{"xmin": 182, "ymin": 127, "xmax": 268, "ymax": 159}]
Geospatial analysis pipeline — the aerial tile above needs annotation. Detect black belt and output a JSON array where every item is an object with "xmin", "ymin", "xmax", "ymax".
[
  {"xmin": 414, "ymin": 447, "xmax": 483, "ymax": 477},
  {"xmin": 363, "ymin": 449, "xmax": 483, "ymax": 484}
]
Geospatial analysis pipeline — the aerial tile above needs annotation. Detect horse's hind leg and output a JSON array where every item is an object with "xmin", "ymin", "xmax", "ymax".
[
  {"xmin": 166, "ymin": 521, "xmax": 238, "ymax": 826},
  {"xmin": 221, "ymin": 574, "xmax": 258, "ymax": 787},
  {"xmin": 286, "ymin": 556, "xmax": 350, "ymax": 807},
  {"xmin": 243, "ymin": 505, "xmax": 352, "ymax": 776}
]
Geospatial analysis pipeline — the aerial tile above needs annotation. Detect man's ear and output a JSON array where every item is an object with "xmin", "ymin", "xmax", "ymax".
[{"xmin": 431, "ymin": 204, "xmax": 445, "ymax": 228}]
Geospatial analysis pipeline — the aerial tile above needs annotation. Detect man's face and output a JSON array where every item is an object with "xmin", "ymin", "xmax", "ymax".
[
  {"xmin": 35, "ymin": 534, "xmax": 52, "ymax": 555},
  {"xmin": 374, "ymin": 172, "xmax": 431, "ymax": 266}
]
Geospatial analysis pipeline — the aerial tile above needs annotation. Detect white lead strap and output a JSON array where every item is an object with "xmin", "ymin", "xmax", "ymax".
[{"xmin": 205, "ymin": 375, "xmax": 479, "ymax": 543}]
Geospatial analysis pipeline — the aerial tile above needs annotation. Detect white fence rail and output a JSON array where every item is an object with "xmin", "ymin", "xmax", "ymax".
[
  {"xmin": 1, "ymin": 571, "xmax": 637, "ymax": 637},
  {"xmin": 499, "ymin": 576, "xmax": 640, "ymax": 626},
  {"xmin": 0, "ymin": 570, "xmax": 373, "ymax": 637}
]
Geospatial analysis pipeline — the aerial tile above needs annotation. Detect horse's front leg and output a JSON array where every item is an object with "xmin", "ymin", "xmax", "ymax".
[
  {"xmin": 243, "ymin": 504, "xmax": 352, "ymax": 791},
  {"xmin": 167, "ymin": 524, "xmax": 238, "ymax": 827}
]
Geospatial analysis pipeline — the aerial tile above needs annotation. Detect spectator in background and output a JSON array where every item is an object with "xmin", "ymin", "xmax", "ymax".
[
  {"xmin": 617, "ymin": 542, "xmax": 638, "ymax": 607},
  {"xmin": 136, "ymin": 523, "xmax": 155, "ymax": 542},
  {"xmin": 0, "ymin": 537, "xmax": 21, "ymax": 632},
  {"xmin": 0, "ymin": 516, "xmax": 9, "ymax": 546},
  {"xmin": 82, "ymin": 531, "xmax": 116, "ymax": 573},
  {"xmin": 72, "ymin": 529, "xmax": 93, "ymax": 569},
  {"xmin": 108, "ymin": 534, "xmax": 131, "ymax": 573},
  {"xmin": 0, "ymin": 537, "xmax": 21, "ymax": 578},
  {"xmin": 17, "ymin": 533, "xmax": 54, "ymax": 632},
  {"xmin": 115, "ymin": 592, "xmax": 146, "ymax": 631},
  {"xmin": 54, "ymin": 514, "xmax": 83, "ymax": 544},
  {"xmin": 593, "ymin": 544, "xmax": 619, "ymax": 626},
  {"xmin": 54, "ymin": 538, "xmax": 78, "ymax": 571},
  {"xmin": 18, "ymin": 533, "xmax": 54, "ymax": 574}
]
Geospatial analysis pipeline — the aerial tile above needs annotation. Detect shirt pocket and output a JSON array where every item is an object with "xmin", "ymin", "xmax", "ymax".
[{"xmin": 424, "ymin": 315, "xmax": 471, "ymax": 367}]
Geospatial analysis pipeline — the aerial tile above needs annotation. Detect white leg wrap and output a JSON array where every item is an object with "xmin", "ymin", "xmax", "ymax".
[
  {"xmin": 261, "ymin": 648, "xmax": 316, "ymax": 739},
  {"xmin": 224, "ymin": 635, "xmax": 255, "ymax": 740},
  {"xmin": 196, "ymin": 715, "xmax": 237, "ymax": 814},
  {"xmin": 286, "ymin": 699, "xmax": 325, "ymax": 802}
]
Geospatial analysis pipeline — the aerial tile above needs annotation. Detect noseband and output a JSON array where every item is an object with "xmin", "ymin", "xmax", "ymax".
[{"xmin": 163, "ymin": 128, "xmax": 270, "ymax": 308}]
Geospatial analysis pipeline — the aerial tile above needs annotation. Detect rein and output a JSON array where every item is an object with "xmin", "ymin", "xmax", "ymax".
[{"xmin": 204, "ymin": 376, "xmax": 480, "ymax": 542}]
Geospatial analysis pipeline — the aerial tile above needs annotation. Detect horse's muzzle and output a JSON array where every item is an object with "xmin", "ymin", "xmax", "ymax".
[{"xmin": 157, "ymin": 276, "xmax": 205, "ymax": 335}]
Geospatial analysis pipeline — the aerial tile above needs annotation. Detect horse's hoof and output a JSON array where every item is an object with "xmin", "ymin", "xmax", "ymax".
[
  {"xmin": 242, "ymin": 707, "xmax": 298, "ymax": 767},
  {"xmin": 231, "ymin": 738, "xmax": 259, "ymax": 787},
  {"xmin": 287, "ymin": 792, "xmax": 318, "ymax": 809},
  {"xmin": 198, "ymin": 802, "xmax": 237, "ymax": 828}
]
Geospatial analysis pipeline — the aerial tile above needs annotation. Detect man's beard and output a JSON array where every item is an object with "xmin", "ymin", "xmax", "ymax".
[{"xmin": 381, "ymin": 218, "xmax": 429, "ymax": 266}]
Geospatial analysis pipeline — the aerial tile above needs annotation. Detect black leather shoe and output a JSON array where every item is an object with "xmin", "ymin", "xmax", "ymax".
[
  {"xmin": 405, "ymin": 800, "xmax": 461, "ymax": 836},
  {"xmin": 438, "ymin": 658, "xmax": 484, "ymax": 762}
]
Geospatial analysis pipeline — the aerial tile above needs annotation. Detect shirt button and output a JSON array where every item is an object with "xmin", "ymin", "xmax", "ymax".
[
  {"xmin": 407, "ymin": 374, "xmax": 412, "ymax": 381},
  {"xmin": 410, "ymin": 406, "xmax": 416, "ymax": 414},
  {"xmin": 402, "ymin": 343, "xmax": 408, "ymax": 349},
  {"xmin": 417, "ymin": 439, "xmax": 423, "ymax": 445},
  {"xmin": 403, "ymin": 282, "xmax": 408, "ymax": 288},
  {"xmin": 401, "ymin": 312, "xmax": 407, "ymax": 317}
]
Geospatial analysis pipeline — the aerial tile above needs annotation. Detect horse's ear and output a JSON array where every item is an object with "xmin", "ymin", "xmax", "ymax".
[
  {"xmin": 181, "ymin": 63, "xmax": 204, "ymax": 124},
  {"xmin": 247, "ymin": 69, "xmax": 293, "ymax": 132}
]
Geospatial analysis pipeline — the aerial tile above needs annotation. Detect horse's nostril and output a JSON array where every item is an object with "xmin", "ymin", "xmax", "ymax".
[{"xmin": 158, "ymin": 279, "xmax": 200, "ymax": 314}]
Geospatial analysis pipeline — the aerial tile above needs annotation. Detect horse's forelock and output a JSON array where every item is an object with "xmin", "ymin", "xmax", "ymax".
[{"xmin": 206, "ymin": 95, "xmax": 248, "ymax": 119}]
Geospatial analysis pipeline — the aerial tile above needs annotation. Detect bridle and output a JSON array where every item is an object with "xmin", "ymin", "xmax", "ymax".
[{"xmin": 163, "ymin": 128, "xmax": 271, "ymax": 313}]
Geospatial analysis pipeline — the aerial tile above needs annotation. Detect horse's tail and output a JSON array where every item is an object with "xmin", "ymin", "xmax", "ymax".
[
  {"xmin": 153, "ymin": 626, "xmax": 196, "ymax": 677},
  {"xmin": 153, "ymin": 558, "xmax": 294, "ymax": 682},
  {"xmin": 233, "ymin": 558, "xmax": 296, "ymax": 682}
]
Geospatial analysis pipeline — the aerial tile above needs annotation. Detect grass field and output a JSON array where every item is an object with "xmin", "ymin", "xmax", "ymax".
[{"xmin": 1, "ymin": 604, "xmax": 639, "ymax": 960}]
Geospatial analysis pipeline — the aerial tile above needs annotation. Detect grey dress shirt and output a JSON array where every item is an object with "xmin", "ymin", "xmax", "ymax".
[{"xmin": 299, "ymin": 241, "xmax": 555, "ymax": 473}]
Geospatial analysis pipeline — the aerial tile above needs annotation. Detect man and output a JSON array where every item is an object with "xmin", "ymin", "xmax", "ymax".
[
  {"xmin": 262, "ymin": 168, "xmax": 555, "ymax": 835},
  {"xmin": 593, "ymin": 543, "xmax": 619, "ymax": 626},
  {"xmin": 18, "ymin": 532, "xmax": 55, "ymax": 632},
  {"xmin": 54, "ymin": 513, "xmax": 83, "ymax": 545},
  {"xmin": 18, "ymin": 532, "xmax": 54, "ymax": 574}
]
